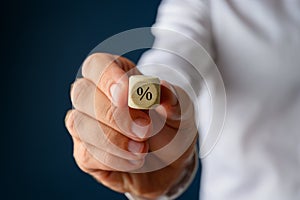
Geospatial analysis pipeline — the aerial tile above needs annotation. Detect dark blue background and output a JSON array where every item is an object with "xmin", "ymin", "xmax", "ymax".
[{"xmin": 2, "ymin": 0, "xmax": 201, "ymax": 199}]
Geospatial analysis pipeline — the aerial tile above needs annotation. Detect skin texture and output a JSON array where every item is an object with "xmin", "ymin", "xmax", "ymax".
[{"xmin": 65, "ymin": 53, "xmax": 197, "ymax": 199}]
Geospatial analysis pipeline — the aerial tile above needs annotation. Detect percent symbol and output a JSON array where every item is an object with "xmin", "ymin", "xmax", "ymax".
[{"xmin": 137, "ymin": 87, "xmax": 153, "ymax": 101}]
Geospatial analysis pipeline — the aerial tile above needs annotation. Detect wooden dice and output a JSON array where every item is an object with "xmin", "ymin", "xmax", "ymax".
[{"xmin": 128, "ymin": 75, "xmax": 160, "ymax": 109}]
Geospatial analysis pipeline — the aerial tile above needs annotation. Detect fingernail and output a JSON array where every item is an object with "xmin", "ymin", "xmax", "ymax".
[
  {"xmin": 128, "ymin": 140, "xmax": 144, "ymax": 153},
  {"xmin": 131, "ymin": 123, "xmax": 149, "ymax": 139},
  {"xmin": 110, "ymin": 84, "xmax": 121, "ymax": 105},
  {"xmin": 131, "ymin": 118, "xmax": 150, "ymax": 138}
]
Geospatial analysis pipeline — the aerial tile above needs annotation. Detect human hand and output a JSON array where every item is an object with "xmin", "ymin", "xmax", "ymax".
[{"xmin": 65, "ymin": 53, "xmax": 198, "ymax": 199}]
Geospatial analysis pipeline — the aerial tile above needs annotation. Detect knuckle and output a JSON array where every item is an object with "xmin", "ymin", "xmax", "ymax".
[
  {"xmin": 104, "ymin": 105, "xmax": 116, "ymax": 126},
  {"xmin": 66, "ymin": 110, "xmax": 85, "ymax": 138},
  {"xmin": 72, "ymin": 110, "xmax": 85, "ymax": 135},
  {"xmin": 82, "ymin": 53, "xmax": 114, "ymax": 77},
  {"xmin": 101, "ymin": 151, "xmax": 113, "ymax": 167},
  {"xmin": 73, "ymin": 149, "xmax": 89, "ymax": 173},
  {"xmin": 103, "ymin": 126, "xmax": 128, "ymax": 151},
  {"xmin": 65, "ymin": 110, "xmax": 75, "ymax": 133},
  {"xmin": 73, "ymin": 141, "xmax": 91, "ymax": 169},
  {"xmin": 71, "ymin": 79, "xmax": 91, "ymax": 106},
  {"xmin": 82, "ymin": 54, "xmax": 101, "ymax": 77}
]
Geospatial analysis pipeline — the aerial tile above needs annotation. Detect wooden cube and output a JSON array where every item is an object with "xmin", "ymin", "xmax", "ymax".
[{"xmin": 128, "ymin": 75, "xmax": 160, "ymax": 109}]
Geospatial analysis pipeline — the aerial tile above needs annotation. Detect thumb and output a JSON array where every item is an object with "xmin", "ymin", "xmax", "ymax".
[
  {"xmin": 155, "ymin": 80, "xmax": 195, "ymax": 129},
  {"xmin": 155, "ymin": 80, "xmax": 182, "ymax": 128}
]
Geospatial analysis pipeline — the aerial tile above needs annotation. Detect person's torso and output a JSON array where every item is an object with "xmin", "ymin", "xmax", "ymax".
[{"xmin": 201, "ymin": 1, "xmax": 300, "ymax": 199}]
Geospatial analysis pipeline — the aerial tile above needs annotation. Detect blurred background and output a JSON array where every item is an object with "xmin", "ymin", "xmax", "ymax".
[{"xmin": 2, "ymin": 0, "xmax": 200, "ymax": 199}]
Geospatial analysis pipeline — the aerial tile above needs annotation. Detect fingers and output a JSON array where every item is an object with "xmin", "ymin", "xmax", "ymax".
[
  {"xmin": 70, "ymin": 78, "xmax": 152, "ymax": 141},
  {"xmin": 80, "ymin": 53, "xmax": 194, "ymax": 130},
  {"xmin": 65, "ymin": 110, "xmax": 148, "ymax": 162},
  {"xmin": 67, "ymin": 53, "xmax": 197, "ymax": 175},
  {"xmin": 81, "ymin": 53, "xmax": 137, "ymax": 107},
  {"xmin": 72, "ymin": 137, "xmax": 145, "ymax": 172}
]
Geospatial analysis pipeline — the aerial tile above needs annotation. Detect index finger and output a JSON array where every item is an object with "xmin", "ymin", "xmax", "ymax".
[{"xmin": 81, "ymin": 53, "xmax": 137, "ymax": 107}]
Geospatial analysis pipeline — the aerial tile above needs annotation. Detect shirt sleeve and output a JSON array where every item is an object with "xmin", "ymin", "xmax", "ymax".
[{"xmin": 138, "ymin": 0, "xmax": 214, "ymax": 72}]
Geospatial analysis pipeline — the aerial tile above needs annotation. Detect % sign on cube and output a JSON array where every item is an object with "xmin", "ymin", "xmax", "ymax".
[{"xmin": 128, "ymin": 75, "xmax": 160, "ymax": 109}]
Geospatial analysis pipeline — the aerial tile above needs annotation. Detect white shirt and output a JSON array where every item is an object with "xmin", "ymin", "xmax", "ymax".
[{"xmin": 138, "ymin": 0, "xmax": 300, "ymax": 199}]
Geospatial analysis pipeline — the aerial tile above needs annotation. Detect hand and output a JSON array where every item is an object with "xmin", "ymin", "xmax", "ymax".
[{"xmin": 65, "ymin": 53, "xmax": 198, "ymax": 199}]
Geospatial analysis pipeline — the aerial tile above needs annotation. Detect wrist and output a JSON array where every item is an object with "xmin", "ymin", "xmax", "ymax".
[{"xmin": 125, "ymin": 146, "xmax": 199, "ymax": 200}]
